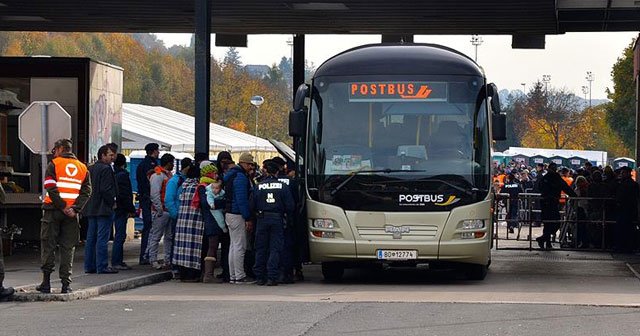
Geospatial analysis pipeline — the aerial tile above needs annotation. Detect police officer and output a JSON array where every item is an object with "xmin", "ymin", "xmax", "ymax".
[
  {"xmin": 502, "ymin": 173, "xmax": 522, "ymax": 234},
  {"xmin": 270, "ymin": 157, "xmax": 298, "ymax": 284},
  {"xmin": 535, "ymin": 162, "xmax": 576, "ymax": 250},
  {"xmin": 37, "ymin": 139, "xmax": 92, "ymax": 294},
  {"xmin": 252, "ymin": 161, "xmax": 294, "ymax": 286}
]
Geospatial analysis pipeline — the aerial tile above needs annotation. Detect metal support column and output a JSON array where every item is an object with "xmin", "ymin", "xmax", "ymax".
[
  {"xmin": 194, "ymin": 0, "xmax": 211, "ymax": 155},
  {"xmin": 634, "ymin": 35, "xmax": 640, "ymax": 173},
  {"xmin": 292, "ymin": 34, "xmax": 305, "ymax": 99}
]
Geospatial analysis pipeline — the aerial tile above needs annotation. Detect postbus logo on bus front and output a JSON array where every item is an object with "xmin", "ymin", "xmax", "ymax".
[
  {"xmin": 398, "ymin": 194, "xmax": 460, "ymax": 206},
  {"xmin": 349, "ymin": 82, "xmax": 448, "ymax": 102}
]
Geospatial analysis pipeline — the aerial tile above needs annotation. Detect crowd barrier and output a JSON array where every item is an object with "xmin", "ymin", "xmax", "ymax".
[{"xmin": 493, "ymin": 193, "xmax": 619, "ymax": 251}]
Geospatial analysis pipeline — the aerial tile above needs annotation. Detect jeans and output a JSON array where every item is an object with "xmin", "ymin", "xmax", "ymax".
[
  {"xmin": 111, "ymin": 210, "xmax": 128, "ymax": 266},
  {"xmin": 146, "ymin": 213, "xmax": 173, "ymax": 263},
  {"xmin": 227, "ymin": 213, "xmax": 247, "ymax": 281},
  {"xmin": 139, "ymin": 196, "xmax": 152, "ymax": 263},
  {"xmin": 85, "ymin": 215, "xmax": 112, "ymax": 273},
  {"xmin": 254, "ymin": 215, "xmax": 284, "ymax": 281}
]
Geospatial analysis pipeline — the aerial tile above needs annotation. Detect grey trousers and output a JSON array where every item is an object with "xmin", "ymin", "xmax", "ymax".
[
  {"xmin": 226, "ymin": 213, "xmax": 247, "ymax": 280},
  {"xmin": 146, "ymin": 213, "xmax": 173, "ymax": 263}
]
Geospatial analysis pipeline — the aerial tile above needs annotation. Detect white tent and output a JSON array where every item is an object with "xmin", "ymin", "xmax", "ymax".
[
  {"xmin": 503, "ymin": 147, "xmax": 607, "ymax": 166},
  {"xmin": 122, "ymin": 103, "xmax": 277, "ymax": 154}
]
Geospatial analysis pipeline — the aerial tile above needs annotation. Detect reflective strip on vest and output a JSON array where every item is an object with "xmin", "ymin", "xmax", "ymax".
[{"xmin": 56, "ymin": 181, "xmax": 82, "ymax": 190}]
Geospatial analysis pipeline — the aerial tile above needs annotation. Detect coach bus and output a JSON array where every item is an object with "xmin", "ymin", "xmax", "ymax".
[{"xmin": 285, "ymin": 43, "xmax": 506, "ymax": 281}]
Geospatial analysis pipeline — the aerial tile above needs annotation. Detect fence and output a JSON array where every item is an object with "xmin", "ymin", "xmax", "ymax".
[{"xmin": 493, "ymin": 193, "xmax": 619, "ymax": 251}]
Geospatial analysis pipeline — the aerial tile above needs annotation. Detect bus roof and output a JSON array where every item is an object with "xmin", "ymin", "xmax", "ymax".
[{"xmin": 314, "ymin": 43, "xmax": 484, "ymax": 78}]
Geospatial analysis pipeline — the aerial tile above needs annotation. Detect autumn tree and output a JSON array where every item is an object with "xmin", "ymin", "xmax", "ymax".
[
  {"xmin": 605, "ymin": 38, "xmax": 637, "ymax": 150},
  {"xmin": 515, "ymin": 82, "xmax": 584, "ymax": 149}
]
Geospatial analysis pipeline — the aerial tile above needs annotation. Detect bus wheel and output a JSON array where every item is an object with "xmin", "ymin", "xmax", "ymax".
[
  {"xmin": 464, "ymin": 264, "xmax": 488, "ymax": 281},
  {"xmin": 321, "ymin": 262, "xmax": 344, "ymax": 282}
]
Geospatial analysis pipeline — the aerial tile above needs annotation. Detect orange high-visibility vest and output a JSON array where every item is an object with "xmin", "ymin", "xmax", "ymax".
[
  {"xmin": 560, "ymin": 176, "xmax": 573, "ymax": 204},
  {"xmin": 43, "ymin": 157, "xmax": 88, "ymax": 207}
]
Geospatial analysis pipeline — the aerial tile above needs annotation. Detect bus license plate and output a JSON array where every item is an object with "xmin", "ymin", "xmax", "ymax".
[{"xmin": 377, "ymin": 250, "xmax": 417, "ymax": 260}]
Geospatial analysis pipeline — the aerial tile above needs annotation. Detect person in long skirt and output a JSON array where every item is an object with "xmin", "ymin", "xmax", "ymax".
[{"xmin": 172, "ymin": 166, "xmax": 204, "ymax": 281}]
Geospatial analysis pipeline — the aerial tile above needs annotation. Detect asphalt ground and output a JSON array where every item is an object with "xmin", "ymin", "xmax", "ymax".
[{"xmin": 3, "ymin": 248, "xmax": 640, "ymax": 335}]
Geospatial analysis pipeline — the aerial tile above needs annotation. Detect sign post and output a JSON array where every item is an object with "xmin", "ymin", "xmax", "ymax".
[{"xmin": 18, "ymin": 101, "xmax": 72, "ymax": 200}]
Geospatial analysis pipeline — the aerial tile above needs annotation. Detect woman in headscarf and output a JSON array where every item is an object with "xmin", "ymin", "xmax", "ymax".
[
  {"xmin": 197, "ymin": 162, "xmax": 225, "ymax": 283},
  {"xmin": 172, "ymin": 165, "xmax": 204, "ymax": 282}
]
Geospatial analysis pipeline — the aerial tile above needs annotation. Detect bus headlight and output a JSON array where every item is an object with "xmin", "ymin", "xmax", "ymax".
[
  {"xmin": 312, "ymin": 218, "xmax": 335, "ymax": 229},
  {"xmin": 460, "ymin": 219, "xmax": 485, "ymax": 230}
]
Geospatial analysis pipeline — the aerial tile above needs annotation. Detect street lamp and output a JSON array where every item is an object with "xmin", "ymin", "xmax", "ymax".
[
  {"xmin": 586, "ymin": 71, "xmax": 594, "ymax": 108},
  {"xmin": 521, "ymin": 83, "xmax": 526, "ymax": 96},
  {"xmin": 542, "ymin": 74, "xmax": 551, "ymax": 92},
  {"xmin": 470, "ymin": 35, "xmax": 483, "ymax": 62},
  {"xmin": 581, "ymin": 85, "xmax": 589, "ymax": 103},
  {"xmin": 250, "ymin": 95, "xmax": 264, "ymax": 153}
]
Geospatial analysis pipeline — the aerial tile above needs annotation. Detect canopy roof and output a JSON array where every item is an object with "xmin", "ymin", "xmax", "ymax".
[{"xmin": 0, "ymin": 1, "xmax": 637, "ymax": 34}]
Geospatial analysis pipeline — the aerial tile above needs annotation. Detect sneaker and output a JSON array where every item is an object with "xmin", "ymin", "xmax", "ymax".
[
  {"xmin": 256, "ymin": 279, "xmax": 267, "ymax": 286},
  {"xmin": 229, "ymin": 278, "xmax": 236, "ymax": 284},
  {"xmin": 113, "ymin": 263, "xmax": 132, "ymax": 271},
  {"xmin": 234, "ymin": 277, "xmax": 256, "ymax": 284},
  {"xmin": 508, "ymin": 227, "xmax": 514, "ymax": 234},
  {"xmin": 151, "ymin": 261, "xmax": 163, "ymax": 270}
]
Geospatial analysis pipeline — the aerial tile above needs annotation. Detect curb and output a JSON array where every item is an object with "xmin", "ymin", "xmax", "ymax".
[{"xmin": 10, "ymin": 271, "xmax": 172, "ymax": 302}]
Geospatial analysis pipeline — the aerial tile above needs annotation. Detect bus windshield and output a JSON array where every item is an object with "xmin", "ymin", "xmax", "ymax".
[{"xmin": 306, "ymin": 75, "xmax": 491, "ymax": 211}]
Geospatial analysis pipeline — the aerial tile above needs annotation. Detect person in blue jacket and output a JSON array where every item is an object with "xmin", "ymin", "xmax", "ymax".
[{"xmin": 223, "ymin": 152, "xmax": 255, "ymax": 284}]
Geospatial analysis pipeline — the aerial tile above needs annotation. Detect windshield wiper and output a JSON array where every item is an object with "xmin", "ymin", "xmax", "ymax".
[
  {"xmin": 329, "ymin": 169, "xmax": 426, "ymax": 196},
  {"xmin": 420, "ymin": 178, "xmax": 476, "ymax": 196}
]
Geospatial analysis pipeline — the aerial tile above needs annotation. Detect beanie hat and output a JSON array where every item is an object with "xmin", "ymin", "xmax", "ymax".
[{"xmin": 238, "ymin": 152, "xmax": 254, "ymax": 164}]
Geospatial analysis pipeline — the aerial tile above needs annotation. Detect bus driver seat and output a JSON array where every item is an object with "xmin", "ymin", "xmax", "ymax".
[{"xmin": 428, "ymin": 121, "xmax": 467, "ymax": 159}]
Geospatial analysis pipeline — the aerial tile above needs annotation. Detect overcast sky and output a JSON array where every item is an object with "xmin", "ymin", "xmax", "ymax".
[{"xmin": 156, "ymin": 32, "xmax": 638, "ymax": 100}]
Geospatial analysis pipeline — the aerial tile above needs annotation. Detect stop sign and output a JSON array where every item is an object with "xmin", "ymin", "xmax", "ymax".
[{"xmin": 18, "ymin": 101, "xmax": 72, "ymax": 154}]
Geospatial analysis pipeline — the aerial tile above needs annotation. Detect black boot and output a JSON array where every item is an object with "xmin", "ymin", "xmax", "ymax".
[
  {"xmin": 35, "ymin": 273, "xmax": 51, "ymax": 293},
  {"xmin": 0, "ymin": 282, "xmax": 15, "ymax": 300},
  {"xmin": 61, "ymin": 282, "xmax": 73, "ymax": 294}
]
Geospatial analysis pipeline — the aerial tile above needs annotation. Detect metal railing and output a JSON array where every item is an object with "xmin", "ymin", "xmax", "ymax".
[{"xmin": 493, "ymin": 193, "xmax": 618, "ymax": 251}]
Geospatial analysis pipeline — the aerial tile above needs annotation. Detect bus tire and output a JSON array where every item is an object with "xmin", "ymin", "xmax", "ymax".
[
  {"xmin": 464, "ymin": 264, "xmax": 488, "ymax": 281},
  {"xmin": 321, "ymin": 262, "xmax": 344, "ymax": 282}
]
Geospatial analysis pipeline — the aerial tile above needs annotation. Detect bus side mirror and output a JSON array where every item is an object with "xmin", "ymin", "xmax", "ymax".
[
  {"xmin": 487, "ymin": 83, "xmax": 501, "ymax": 114},
  {"xmin": 289, "ymin": 108, "xmax": 307, "ymax": 137},
  {"xmin": 492, "ymin": 113, "xmax": 506, "ymax": 141},
  {"xmin": 293, "ymin": 83, "xmax": 309, "ymax": 111},
  {"xmin": 289, "ymin": 84, "xmax": 309, "ymax": 137}
]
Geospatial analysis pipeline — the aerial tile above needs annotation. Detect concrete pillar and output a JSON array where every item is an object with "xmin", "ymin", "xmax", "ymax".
[{"xmin": 194, "ymin": 0, "xmax": 211, "ymax": 155}]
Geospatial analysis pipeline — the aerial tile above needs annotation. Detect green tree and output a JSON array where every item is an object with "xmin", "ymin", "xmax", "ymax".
[{"xmin": 605, "ymin": 38, "xmax": 637, "ymax": 150}]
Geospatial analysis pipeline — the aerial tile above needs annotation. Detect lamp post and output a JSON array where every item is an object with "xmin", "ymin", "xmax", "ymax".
[
  {"xmin": 250, "ymin": 95, "xmax": 264, "ymax": 155},
  {"xmin": 586, "ymin": 71, "xmax": 594, "ymax": 108},
  {"xmin": 470, "ymin": 35, "xmax": 483, "ymax": 62},
  {"xmin": 521, "ymin": 83, "xmax": 526, "ymax": 96},
  {"xmin": 542, "ymin": 74, "xmax": 551, "ymax": 92},
  {"xmin": 581, "ymin": 85, "xmax": 589, "ymax": 103}
]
